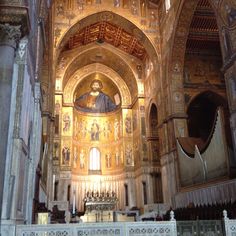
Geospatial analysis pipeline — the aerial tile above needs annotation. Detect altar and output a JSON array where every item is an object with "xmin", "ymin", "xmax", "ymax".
[{"xmin": 81, "ymin": 190, "xmax": 118, "ymax": 222}]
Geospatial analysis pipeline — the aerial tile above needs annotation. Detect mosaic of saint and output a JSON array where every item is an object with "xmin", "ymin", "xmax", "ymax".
[
  {"xmin": 73, "ymin": 113, "xmax": 122, "ymax": 142},
  {"xmin": 75, "ymin": 80, "xmax": 117, "ymax": 113}
]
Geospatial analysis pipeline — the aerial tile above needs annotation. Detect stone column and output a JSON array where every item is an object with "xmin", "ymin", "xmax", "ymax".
[
  {"xmin": 0, "ymin": 23, "xmax": 21, "ymax": 218},
  {"xmin": 128, "ymin": 177, "xmax": 136, "ymax": 208},
  {"xmin": 146, "ymin": 174, "xmax": 154, "ymax": 204},
  {"xmin": 26, "ymin": 82, "xmax": 42, "ymax": 224}
]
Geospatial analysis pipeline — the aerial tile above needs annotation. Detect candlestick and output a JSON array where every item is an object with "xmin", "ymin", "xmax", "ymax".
[{"xmin": 72, "ymin": 190, "xmax": 76, "ymax": 215}]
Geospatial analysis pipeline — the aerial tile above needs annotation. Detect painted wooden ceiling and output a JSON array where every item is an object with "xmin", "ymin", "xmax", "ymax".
[
  {"xmin": 186, "ymin": 0, "xmax": 221, "ymax": 54},
  {"xmin": 64, "ymin": 21, "xmax": 147, "ymax": 61}
]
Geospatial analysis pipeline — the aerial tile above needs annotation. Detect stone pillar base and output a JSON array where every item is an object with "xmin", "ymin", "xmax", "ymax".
[{"xmin": 0, "ymin": 219, "xmax": 16, "ymax": 236}]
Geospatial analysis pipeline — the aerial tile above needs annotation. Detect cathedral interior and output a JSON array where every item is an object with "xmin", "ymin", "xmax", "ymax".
[{"xmin": 1, "ymin": 0, "xmax": 236, "ymax": 235}]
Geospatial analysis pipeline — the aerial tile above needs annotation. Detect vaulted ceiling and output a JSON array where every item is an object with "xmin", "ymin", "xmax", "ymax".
[{"xmin": 60, "ymin": 45, "xmax": 139, "ymax": 99}]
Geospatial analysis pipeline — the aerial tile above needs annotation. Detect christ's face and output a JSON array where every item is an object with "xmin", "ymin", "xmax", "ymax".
[{"xmin": 91, "ymin": 81, "xmax": 101, "ymax": 91}]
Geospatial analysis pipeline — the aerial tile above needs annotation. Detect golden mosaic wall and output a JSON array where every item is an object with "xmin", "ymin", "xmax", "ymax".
[
  {"xmin": 55, "ymin": 103, "xmax": 137, "ymax": 173},
  {"xmin": 72, "ymin": 110, "xmax": 123, "ymax": 174},
  {"xmin": 183, "ymin": 54, "xmax": 227, "ymax": 108},
  {"xmin": 184, "ymin": 55, "xmax": 223, "ymax": 85}
]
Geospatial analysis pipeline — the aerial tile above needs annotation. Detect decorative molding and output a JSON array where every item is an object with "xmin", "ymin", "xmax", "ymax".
[
  {"xmin": 222, "ymin": 51, "xmax": 236, "ymax": 72},
  {"xmin": 15, "ymin": 38, "xmax": 28, "ymax": 64},
  {"xmin": 16, "ymin": 222, "xmax": 177, "ymax": 236}
]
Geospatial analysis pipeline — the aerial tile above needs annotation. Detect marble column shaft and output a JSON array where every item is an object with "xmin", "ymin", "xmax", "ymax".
[{"xmin": 0, "ymin": 23, "xmax": 21, "ymax": 218}]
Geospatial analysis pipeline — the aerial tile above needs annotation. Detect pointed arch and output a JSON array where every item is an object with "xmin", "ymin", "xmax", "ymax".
[
  {"xmin": 59, "ymin": 45, "xmax": 138, "ymax": 99},
  {"xmin": 169, "ymin": 0, "xmax": 227, "ymax": 77},
  {"xmin": 55, "ymin": 11, "xmax": 159, "ymax": 63},
  {"xmin": 148, "ymin": 103, "xmax": 158, "ymax": 137},
  {"xmin": 187, "ymin": 90, "xmax": 229, "ymax": 142}
]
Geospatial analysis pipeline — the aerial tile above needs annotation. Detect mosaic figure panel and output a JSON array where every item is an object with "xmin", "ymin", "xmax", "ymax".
[{"xmin": 75, "ymin": 80, "xmax": 117, "ymax": 113}]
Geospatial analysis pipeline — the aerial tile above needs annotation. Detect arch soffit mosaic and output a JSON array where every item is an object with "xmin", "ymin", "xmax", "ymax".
[
  {"xmin": 164, "ymin": 0, "xmax": 231, "ymax": 116},
  {"xmin": 55, "ymin": 11, "xmax": 159, "ymax": 64},
  {"xmin": 169, "ymin": 0, "xmax": 226, "ymax": 77},
  {"xmin": 63, "ymin": 63, "xmax": 132, "ymax": 107},
  {"xmin": 59, "ymin": 44, "xmax": 139, "ymax": 97}
]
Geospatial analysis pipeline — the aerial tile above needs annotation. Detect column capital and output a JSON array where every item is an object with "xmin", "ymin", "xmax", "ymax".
[
  {"xmin": 0, "ymin": 23, "xmax": 21, "ymax": 48},
  {"xmin": 0, "ymin": 4, "xmax": 30, "ymax": 36}
]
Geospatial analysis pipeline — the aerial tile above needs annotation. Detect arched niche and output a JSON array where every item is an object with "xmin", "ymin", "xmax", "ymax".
[
  {"xmin": 187, "ymin": 90, "xmax": 230, "ymax": 143},
  {"xmin": 57, "ymin": 45, "xmax": 139, "ymax": 99},
  {"xmin": 148, "ymin": 103, "xmax": 163, "ymax": 203},
  {"xmin": 147, "ymin": 102, "xmax": 160, "ymax": 163},
  {"xmin": 63, "ymin": 63, "xmax": 132, "ymax": 107},
  {"xmin": 69, "ymin": 66, "xmax": 129, "ymax": 176},
  {"xmin": 149, "ymin": 103, "xmax": 158, "ymax": 137}
]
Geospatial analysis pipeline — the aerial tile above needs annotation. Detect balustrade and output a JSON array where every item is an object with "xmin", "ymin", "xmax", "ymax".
[
  {"xmin": 16, "ymin": 221, "xmax": 177, "ymax": 236},
  {"xmin": 13, "ymin": 210, "xmax": 236, "ymax": 236}
]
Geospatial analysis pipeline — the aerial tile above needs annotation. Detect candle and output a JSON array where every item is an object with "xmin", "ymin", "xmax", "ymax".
[{"xmin": 72, "ymin": 190, "xmax": 76, "ymax": 215}]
